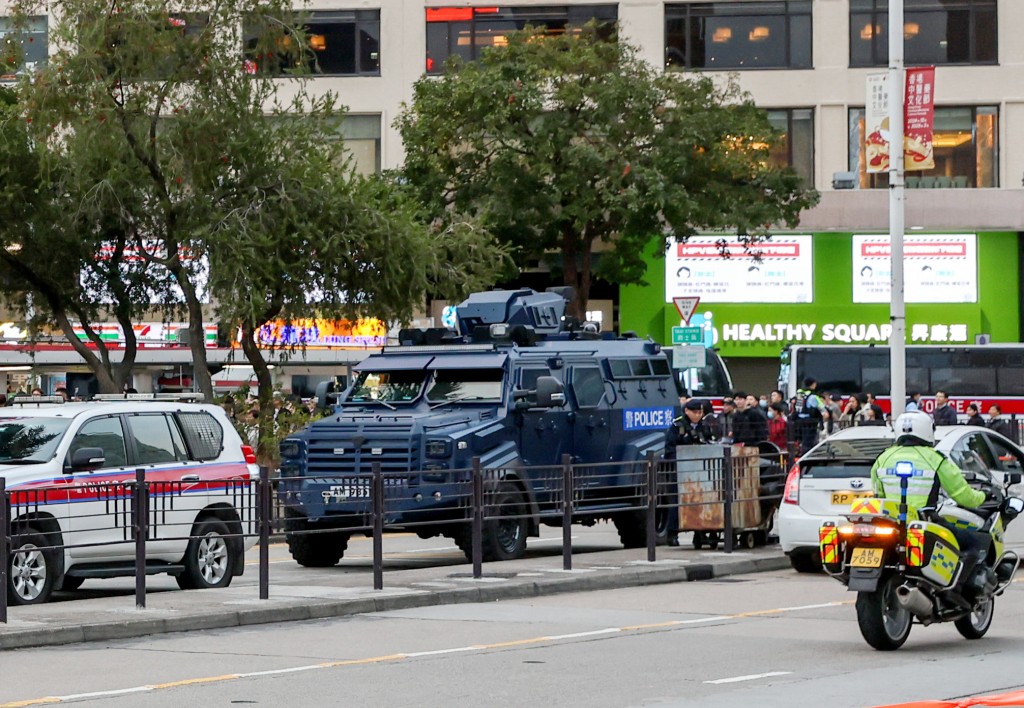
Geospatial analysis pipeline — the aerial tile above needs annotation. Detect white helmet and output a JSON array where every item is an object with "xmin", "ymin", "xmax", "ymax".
[{"xmin": 895, "ymin": 410, "xmax": 935, "ymax": 446}]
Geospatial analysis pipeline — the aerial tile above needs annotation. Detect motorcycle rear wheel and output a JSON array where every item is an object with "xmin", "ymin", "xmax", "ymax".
[
  {"xmin": 856, "ymin": 576, "xmax": 912, "ymax": 651},
  {"xmin": 954, "ymin": 598, "xmax": 994, "ymax": 640}
]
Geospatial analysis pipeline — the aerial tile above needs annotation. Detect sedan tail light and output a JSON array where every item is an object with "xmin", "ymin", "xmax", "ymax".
[{"xmin": 783, "ymin": 464, "xmax": 800, "ymax": 505}]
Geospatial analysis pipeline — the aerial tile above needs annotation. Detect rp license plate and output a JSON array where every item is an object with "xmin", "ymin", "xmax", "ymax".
[
  {"xmin": 831, "ymin": 490, "xmax": 873, "ymax": 506},
  {"xmin": 850, "ymin": 547, "xmax": 884, "ymax": 568}
]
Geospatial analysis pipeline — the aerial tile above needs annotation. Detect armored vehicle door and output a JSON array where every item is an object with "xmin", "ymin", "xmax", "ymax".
[
  {"xmin": 569, "ymin": 364, "xmax": 611, "ymax": 465},
  {"xmin": 515, "ymin": 366, "xmax": 568, "ymax": 467}
]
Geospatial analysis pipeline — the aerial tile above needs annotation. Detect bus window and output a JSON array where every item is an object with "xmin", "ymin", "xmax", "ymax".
[{"xmin": 799, "ymin": 350, "xmax": 862, "ymax": 395}]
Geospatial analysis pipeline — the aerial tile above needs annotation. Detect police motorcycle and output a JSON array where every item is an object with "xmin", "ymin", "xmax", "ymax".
[{"xmin": 819, "ymin": 460, "xmax": 1023, "ymax": 650}]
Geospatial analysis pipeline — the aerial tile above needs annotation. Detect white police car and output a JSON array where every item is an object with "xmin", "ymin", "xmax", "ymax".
[
  {"xmin": 778, "ymin": 424, "xmax": 1024, "ymax": 572},
  {"xmin": 3, "ymin": 396, "xmax": 259, "ymax": 604}
]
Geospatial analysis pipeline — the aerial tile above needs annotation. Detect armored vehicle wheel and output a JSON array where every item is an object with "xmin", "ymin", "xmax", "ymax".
[
  {"xmin": 284, "ymin": 509, "xmax": 349, "ymax": 568},
  {"xmin": 479, "ymin": 483, "xmax": 528, "ymax": 562},
  {"xmin": 955, "ymin": 598, "xmax": 994, "ymax": 640}
]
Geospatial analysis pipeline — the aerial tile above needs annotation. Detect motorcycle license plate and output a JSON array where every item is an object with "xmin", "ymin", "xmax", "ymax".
[
  {"xmin": 850, "ymin": 547, "xmax": 884, "ymax": 568},
  {"xmin": 831, "ymin": 491, "xmax": 873, "ymax": 506}
]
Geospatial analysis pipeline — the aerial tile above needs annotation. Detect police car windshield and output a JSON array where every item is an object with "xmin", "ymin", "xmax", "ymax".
[
  {"xmin": 426, "ymin": 369, "xmax": 504, "ymax": 405},
  {"xmin": 0, "ymin": 417, "xmax": 72, "ymax": 463},
  {"xmin": 346, "ymin": 370, "xmax": 424, "ymax": 404}
]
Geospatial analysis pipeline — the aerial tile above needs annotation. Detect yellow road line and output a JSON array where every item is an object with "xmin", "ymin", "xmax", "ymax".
[{"xmin": 0, "ymin": 601, "xmax": 849, "ymax": 707}]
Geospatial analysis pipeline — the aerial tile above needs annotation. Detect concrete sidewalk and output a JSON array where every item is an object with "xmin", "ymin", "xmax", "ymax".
[{"xmin": 0, "ymin": 544, "xmax": 791, "ymax": 651}]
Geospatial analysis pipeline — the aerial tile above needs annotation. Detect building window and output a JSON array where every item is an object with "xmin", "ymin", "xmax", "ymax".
[
  {"xmin": 425, "ymin": 5, "xmax": 617, "ymax": 75},
  {"xmin": 665, "ymin": 2, "xmax": 812, "ymax": 70},
  {"xmin": 339, "ymin": 114, "xmax": 382, "ymax": 176},
  {"xmin": 766, "ymin": 108, "xmax": 814, "ymax": 184},
  {"xmin": 245, "ymin": 10, "xmax": 380, "ymax": 77},
  {"xmin": 1, "ymin": 16, "xmax": 47, "ymax": 80},
  {"xmin": 848, "ymin": 106, "xmax": 998, "ymax": 188},
  {"xmin": 850, "ymin": 0, "xmax": 996, "ymax": 67}
]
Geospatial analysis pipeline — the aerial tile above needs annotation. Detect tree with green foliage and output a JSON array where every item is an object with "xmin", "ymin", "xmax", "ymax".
[
  {"xmin": 398, "ymin": 24, "xmax": 820, "ymax": 318},
  {"xmin": 4, "ymin": 0, "xmax": 506, "ymax": 458}
]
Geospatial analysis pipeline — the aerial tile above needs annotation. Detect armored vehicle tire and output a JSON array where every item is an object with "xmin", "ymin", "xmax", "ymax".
[
  {"xmin": 955, "ymin": 598, "xmax": 994, "ymax": 640},
  {"xmin": 284, "ymin": 510, "xmax": 350, "ymax": 567},
  {"xmin": 7, "ymin": 526, "xmax": 58, "ymax": 606},
  {"xmin": 177, "ymin": 520, "xmax": 235, "ymax": 590},
  {"xmin": 457, "ymin": 483, "xmax": 528, "ymax": 562}
]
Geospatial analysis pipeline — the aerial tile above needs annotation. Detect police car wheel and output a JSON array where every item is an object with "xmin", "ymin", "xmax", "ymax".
[
  {"xmin": 7, "ymin": 527, "xmax": 57, "ymax": 606},
  {"xmin": 955, "ymin": 597, "xmax": 994, "ymax": 640},
  {"xmin": 177, "ymin": 520, "xmax": 234, "ymax": 590}
]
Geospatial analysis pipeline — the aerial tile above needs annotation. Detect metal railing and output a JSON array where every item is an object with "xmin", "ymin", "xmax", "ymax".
[{"xmin": 0, "ymin": 448, "xmax": 788, "ymax": 622}]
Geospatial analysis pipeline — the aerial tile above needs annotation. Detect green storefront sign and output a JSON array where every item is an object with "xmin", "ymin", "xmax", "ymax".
[{"xmin": 620, "ymin": 232, "xmax": 1020, "ymax": 358}]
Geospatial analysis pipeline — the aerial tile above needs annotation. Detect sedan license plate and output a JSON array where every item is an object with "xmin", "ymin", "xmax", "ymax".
[
  {"xmin": 831, "ymin": 490, "xmax": 873, "ymax": 506},
  {"xmin": 850, "ymin": 547, "xmax": 884, "ymax": 568}
]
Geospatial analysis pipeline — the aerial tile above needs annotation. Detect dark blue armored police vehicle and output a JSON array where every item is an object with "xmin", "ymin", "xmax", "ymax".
[{"xmin": 278, "ymin": 288, "xmax": 679, "ymax": 565}]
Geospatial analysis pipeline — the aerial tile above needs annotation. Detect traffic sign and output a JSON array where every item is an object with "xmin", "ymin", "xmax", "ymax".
[
  {"xmin": 672, "ymin": 326, "xmax": 702, "ymax": 344},
  {"xmin": 672, "ymin": 297, "xmax": 700, "ymax": 325},
  {"xmin": 671, "ymin": 345, "xmax": 706, "ymax": 369}
]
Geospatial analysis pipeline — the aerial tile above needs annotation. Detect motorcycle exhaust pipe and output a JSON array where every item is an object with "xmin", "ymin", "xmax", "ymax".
[{"xmin": 896, "ymin": 584, "xmax": 934, "ymax": 622}]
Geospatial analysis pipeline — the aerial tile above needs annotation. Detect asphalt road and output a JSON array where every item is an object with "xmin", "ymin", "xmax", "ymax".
[{"xmin": 2, "ymin": 567, "xmax": 1023, "ymax": 707}]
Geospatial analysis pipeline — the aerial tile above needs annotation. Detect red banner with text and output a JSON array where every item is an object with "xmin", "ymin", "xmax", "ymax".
[{"xmin": 904, "ymin": 66, "xmax": 935, "ymax": 171}]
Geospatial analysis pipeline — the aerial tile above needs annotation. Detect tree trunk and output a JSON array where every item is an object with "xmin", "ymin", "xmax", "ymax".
[
  {"xmin": 560, "ymin": 225, "xmax": 593, "ymax": 320},
  {"xmin": 168, "ymin": 263, "xmax": 213, "ymax": 400},
  {"xmin": 240, "ymin": 323, "xmax": 276, "ymax": 466}
]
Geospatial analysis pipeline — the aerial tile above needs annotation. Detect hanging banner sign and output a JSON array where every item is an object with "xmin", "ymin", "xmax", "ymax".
[
  {"xmin": 664, "ymin": 236, "xmax": 813, "ymax": 304},
  {"xmin": 865, "ymin": 73, "xmax": 889, "ymax": 173},
  {"xmin": 904, "ymin": 66, "xmax": 936, "ymax": 171},
  {"xmin": 852, "ymin": 234, "xmax": 977, "ymax": 304}
]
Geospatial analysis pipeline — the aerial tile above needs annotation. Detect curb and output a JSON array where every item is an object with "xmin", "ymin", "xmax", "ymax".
[{"xmin": 0, "ymin": 554, "xmax": 791, "ymax": 651}]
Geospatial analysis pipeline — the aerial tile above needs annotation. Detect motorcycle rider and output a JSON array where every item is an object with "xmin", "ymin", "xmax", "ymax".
[{"xmin": 871, "ymin": 410, "xmax": 997, "ymax": 595}]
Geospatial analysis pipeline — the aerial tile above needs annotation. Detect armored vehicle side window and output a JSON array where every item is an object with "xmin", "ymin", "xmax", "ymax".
[
  {"xmin": 571, "ymin": 367, "xmax": 605, "ymax": 408},
  {"xmin": 630, "ymin": 360, "xmax": 652, "ymax": 377},
  {"xmin": 520, "ymin": 368, "xmax": 556, "ymax": 390},
  {"xmin": 650, "ymin": 358, "xmax": 671, "ymax": 376},
  {"xmin": 609, "ymin": 360, "xmax": 631, "ymax": 379},
  {"xmin": 426, "ymin": 369, "xmax": 503, "ymax": 402}
]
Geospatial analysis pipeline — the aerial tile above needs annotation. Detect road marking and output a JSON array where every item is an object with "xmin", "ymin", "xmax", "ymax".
[
  {"xmin": 705, "ymin": 671, "xmax": 792, "ymax": 685},
  {"xmin": 0, "ymin": 601, "xmax": 849, "ymax": 707}
]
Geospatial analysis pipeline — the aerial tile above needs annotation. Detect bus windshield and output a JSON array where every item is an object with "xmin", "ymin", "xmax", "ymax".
[{"xmin": 346, "ymin": 370, "xmax": 425, "ymax": 404}]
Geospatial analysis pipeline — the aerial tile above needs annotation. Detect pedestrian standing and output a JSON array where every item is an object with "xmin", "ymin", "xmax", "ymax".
[
  {"xmin": 793, "ymin": 377, "xmax": 823, "ymax": 453},
  {"xmin": 965, "ymin": 404, "xmax": 985, "ymax": 428},
  {"xmin": 987, "ymin": 404, "xmax": 1014, "ymax": 441},
  {"xmin": 768, "ymin": 402, "xmax": 789, "ymax": 450},
  {"xmin": 931, "ymin": 390, "xmax": 959, "ymax": 426}
]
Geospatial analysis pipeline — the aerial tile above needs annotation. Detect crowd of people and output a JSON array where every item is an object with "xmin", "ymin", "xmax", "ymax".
[{"xmin": 667, "ymin": 378, "xmax": 1021, "ymax": 459}]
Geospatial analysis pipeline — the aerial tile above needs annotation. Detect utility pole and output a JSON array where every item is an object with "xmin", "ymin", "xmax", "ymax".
[{"xmin": 888, "ymin": 0, "xmax": 907, "ymax": 419}]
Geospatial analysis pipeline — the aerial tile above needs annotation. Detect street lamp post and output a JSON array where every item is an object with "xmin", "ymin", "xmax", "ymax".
[{"xmin": 888, "ymin": 0, "xmax": 907, "ymax": 419}]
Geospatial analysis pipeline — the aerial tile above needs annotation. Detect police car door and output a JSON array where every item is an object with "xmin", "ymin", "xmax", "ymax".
[
  {"xmin": 570, "ymin": 365, "xmax": 610, "ymax": 465},
  {"xmin": 65, "ymin": 414, "xmax": 135, "ymax": 560},
  {"xmin": 517, "ymin": 367, "xmax": 566, "ymax": 467}
]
